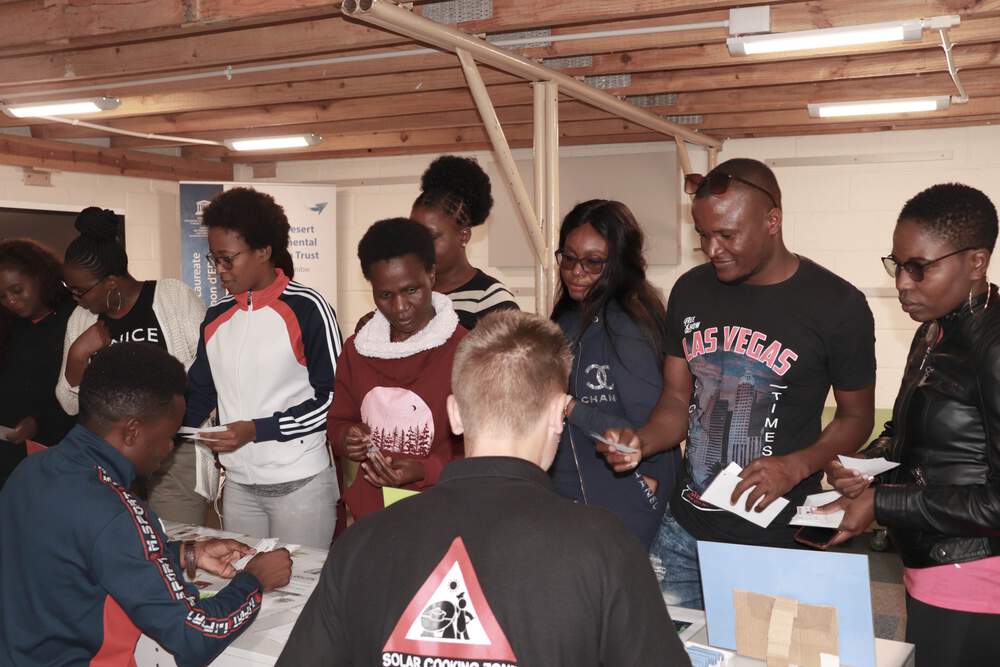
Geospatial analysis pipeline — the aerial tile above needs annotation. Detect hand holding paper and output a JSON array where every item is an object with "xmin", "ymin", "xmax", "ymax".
[{"xmin": 700, "ymin": 462, "xmax": 790, "ymax": 528}]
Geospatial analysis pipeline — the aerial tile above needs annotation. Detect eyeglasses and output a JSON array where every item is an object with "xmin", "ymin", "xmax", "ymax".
[
  {"xmin": 555, "ymin": 250, "xmax": 607, "ymax": 275},
  {"xmin": 61, "ymin": 278, "xmax": 103, "ymax": 299},
  {"xmin": 206, "ymin": 251, "xmax": 243, "ymax": 270},
  {"xmin": 684, "ymin": 171, "xmax": 779, "ymax": 209},
  {"xmin": 881, "ymin": 247, "xmax": 975, "ymax": 282}
]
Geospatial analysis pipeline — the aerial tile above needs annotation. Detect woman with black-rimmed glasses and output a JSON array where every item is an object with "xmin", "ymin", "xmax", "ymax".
[
  {"xmin": 184, "ymin": 188, "xmax": 343, "ymax": 548},
  {"xmin": 55, "ymin": 207, "xmax": 208, "ymax": 522},
  {"xmin": 548, "ymin": 199, "xmax": 678, "ymax": 549},
  {"xmin": 823, "ymin": 183, "xmax": 1000, "ymax": 666}
]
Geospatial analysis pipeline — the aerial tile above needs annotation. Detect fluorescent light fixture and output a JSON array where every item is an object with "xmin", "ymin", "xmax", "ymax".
[
  {"xmin": 728, "ymin": 19, "xmax": 923, "ymax": 56},
  {"xmin": 808, "ymin": 96, "xmax": 951, "ymax": 118},
  {"xmin": 225, "ymin": 134, "xmax": 322, "ymax": 151},
  {"xmin": 3, "ymin": 96, "xmax": 120, "ymax": 118}
]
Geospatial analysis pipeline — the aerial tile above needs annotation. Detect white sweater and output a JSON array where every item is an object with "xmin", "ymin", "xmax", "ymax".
[{"xmin": 56, "ymin": 279, "xmax": 207, "ymax": 415}]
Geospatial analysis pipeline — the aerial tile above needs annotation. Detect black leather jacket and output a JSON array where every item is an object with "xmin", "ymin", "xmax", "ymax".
[{"xmin": 869, "ymin": 285, "xmax": 1000, "ymax": 568}]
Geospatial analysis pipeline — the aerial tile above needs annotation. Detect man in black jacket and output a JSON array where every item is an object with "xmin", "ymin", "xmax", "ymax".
[{"xmin": 277, "ymin": 310, "xmax": 690, "ymax": 666}]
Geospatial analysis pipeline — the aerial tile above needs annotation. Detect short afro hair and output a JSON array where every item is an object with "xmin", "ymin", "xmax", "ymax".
[
  {"xmin": 358, "ymin": 218, "xmax": 436, "ymax": 280},
  {"xmin": 79, "ymin": 342, "xmax": 187, "ymax": 434},
  {"xmin": 413, "ymin": 155, "xmax": 493, "ymax": 227},
  {"xmin": 202, "ymin": 187, "xmax": 295, "ymax": 279},
  {"xmin": 899, "ymin": 183, "xmax": 998, "ymax": 252}
]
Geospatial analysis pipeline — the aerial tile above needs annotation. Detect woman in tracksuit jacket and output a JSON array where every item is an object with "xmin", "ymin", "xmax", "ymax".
[
  {"xmin": 184, "ymin": 188, "xmax": 343, "ymax": 549},
  {"xmin": 550, "ymin": 199, "xmax": 679, "ymax": 549}
]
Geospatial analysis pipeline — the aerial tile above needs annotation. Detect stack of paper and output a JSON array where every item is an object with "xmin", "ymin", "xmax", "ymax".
[{"xmin": 789, "ymin": 490, "xmax": 844, "ymax": 528}]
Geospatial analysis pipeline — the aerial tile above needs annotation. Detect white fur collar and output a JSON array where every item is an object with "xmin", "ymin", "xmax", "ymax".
[{"xmin": 355, "ymin": 292, "xmax": 459, "ymax": 359}]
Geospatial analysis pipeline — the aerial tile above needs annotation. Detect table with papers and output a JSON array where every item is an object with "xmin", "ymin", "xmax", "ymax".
[{"xmin": 133, "ymin": 521, "xmax": 328, "ymax": 667}]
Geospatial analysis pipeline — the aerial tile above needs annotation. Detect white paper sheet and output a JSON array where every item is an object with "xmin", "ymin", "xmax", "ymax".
[
  {"xmin": 699, "ymin": 462, "xmax": 789, "ymax": 528},
  {"xmin": 193, "ymin": 442, "xmax": 220, "ymax": 501},
  {"xmin": 177, "ymin": 425, "xmax": 227, "ymax": 442},
  {"xmin": 837, "ymin": 455, "xmax": 899, "ymax": 477},
  {"xmin": 790, "ymin": 490, "xmax": 844, "ymax": 528}
]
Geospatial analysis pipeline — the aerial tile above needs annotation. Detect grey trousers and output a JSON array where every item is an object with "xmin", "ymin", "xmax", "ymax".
[{"xmin": 147, "ymin": 443, "xmax": 210, "ymax": 525}]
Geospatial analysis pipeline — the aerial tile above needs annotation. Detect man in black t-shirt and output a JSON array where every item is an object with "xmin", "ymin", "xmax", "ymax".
[{"xmin": 599, "ymin": 158, "xmax": 876, "ymax": 610}]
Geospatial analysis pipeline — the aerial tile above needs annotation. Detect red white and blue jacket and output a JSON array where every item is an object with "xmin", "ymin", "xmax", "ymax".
[
  {"xmin": 185, "ymin": 270, "xmax": 343, "ymax": 485},
  {"xmin": 0, "ymin": 425, "xmax": 262, "ymax": 667}
]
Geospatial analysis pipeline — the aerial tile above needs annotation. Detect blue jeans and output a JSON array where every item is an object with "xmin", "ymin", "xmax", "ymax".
[{"xmin": 649, "ymin": 508, "xmax": 704, "ymax": 610}]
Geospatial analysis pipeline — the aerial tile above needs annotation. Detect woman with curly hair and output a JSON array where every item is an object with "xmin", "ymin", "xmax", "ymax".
[
  {"xmin": 411, "ymin": 155, "xmax": 519, "ymax": 329},
  {"xmin": 0, "ymin": 239, "xmax": 75, "ymax": 486}
]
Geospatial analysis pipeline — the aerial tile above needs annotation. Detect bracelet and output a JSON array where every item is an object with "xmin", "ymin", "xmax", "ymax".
[{"xmin": 183, "ymin": 540, "xmax": 198, "ymax": 580}]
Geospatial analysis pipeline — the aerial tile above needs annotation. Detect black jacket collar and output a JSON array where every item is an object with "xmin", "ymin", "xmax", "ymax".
[{"xmin": 440, "ymin": 456, "xmax": 553, "ymax": 490}]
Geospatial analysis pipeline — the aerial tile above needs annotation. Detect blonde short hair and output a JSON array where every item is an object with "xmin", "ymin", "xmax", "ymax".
[{"xmin": 451, "ymin": 310, "xmax": 571, "ymax": 441}]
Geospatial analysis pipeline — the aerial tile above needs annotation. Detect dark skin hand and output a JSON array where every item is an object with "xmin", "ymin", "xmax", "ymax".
[
  {"xmin": 362, "ymin": 455, "xmax": 425, "ymax": 488},
  {"xmin": 597, "ymin": 355, "xmax": 692, "ymax": 472},
  {"xmin": 189, "ymin": 539, "xmax": 257, "ymax": 579},
  {"xmin": 824, "ymin": 459, "xmax": 874, "ymax": 499},
  {"xmin": 815, "ymin": 486, "xmax": 876, "ymax": 547},
  {"xmin": 6, "ymin": 416, "xmax": 38, "ymax": 445},
  {"xmin": 731, "ymin": 386, "xmax": 874, "ymax": 512},
  {"xmin": 342, "ymin": 423, "xmax": 371, "ymax": 462},
  {"xmin": 202, "ymin": 420, "xmax": 256, "ymax": 453}
]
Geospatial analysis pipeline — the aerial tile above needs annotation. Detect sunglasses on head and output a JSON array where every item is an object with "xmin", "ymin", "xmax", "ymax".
[
  {"xmin": 881, "ymin": 247, "xmax": 976, "ymax": 282},
  {"xmin": 684, "ymin": 171, "xmax": 779, "ymax": 209}
]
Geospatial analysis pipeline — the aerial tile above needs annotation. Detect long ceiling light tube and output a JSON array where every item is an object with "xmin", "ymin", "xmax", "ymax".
[{"xmin": 728, "ymin": 15, "xmax": 960, "ymax": 56}]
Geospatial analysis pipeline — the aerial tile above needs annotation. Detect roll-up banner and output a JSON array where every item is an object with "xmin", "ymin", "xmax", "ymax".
[{"xmin": 179, "ymin": 182, "xmax": 337, "ymax": 308}]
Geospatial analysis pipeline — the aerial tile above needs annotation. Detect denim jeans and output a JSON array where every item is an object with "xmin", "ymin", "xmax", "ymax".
[
  {"xmin": 649, "ymin": 507, "xmax": 704, "ymax": 610},
  {"xmin": 223, "ymin": 466, "xmax": 338, "ymax": 549}
]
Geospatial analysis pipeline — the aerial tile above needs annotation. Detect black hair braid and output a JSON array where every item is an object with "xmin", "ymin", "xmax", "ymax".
[
  {"xmin": 64, "ymin": 207, "xmax": 128, "ymax": 279},
  {"xmin": 414, "ymin": 155, "xmax": 494, "ymax": 228}
]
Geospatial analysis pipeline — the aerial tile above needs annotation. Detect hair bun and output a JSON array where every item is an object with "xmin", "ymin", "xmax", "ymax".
[{"xmin": 75, "ymin": 207, "xmax": 119, "ymax": 241}]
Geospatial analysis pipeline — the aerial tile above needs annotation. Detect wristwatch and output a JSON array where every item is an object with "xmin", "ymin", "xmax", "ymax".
[{"xmin": 183, "ymin": 540, "xmax": 198, "ymax": 580}]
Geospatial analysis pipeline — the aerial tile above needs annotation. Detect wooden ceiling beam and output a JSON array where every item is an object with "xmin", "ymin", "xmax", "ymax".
[
  {"xmin": 0, "ymin": 134, "xmax": 232, "ymax": 180},
  {"xmin": 106, "ymin": 101, "xmax": 618, "ymax": 148},
  {"xmin": 0, "ymin": 0, "xmax": 351, "ymax": 56},
  {"xmin": 5, "ymin": 0, "xmax": 997, "ymax": 89},
  {"xmin": 31, "ymin": 66, "xmax": 1000, "ymax": 144}
]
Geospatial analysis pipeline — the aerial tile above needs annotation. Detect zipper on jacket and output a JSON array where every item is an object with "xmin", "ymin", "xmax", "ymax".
[
  {"xmin": 568, "ymin": 339, "xmax": 590, "ymax": 505},
  {"xmin": 239, "ymin": 289, "xmax": 254, "ymax": 484},
  {"xmin": 889, "ymin": 323, "xmax": 940, "ymax": 465}
]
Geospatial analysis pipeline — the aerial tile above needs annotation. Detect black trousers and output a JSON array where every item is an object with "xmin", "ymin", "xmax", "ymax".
[{"xmin": 906, "ymin": 593, "xmax": 1000, "ymax": 667}]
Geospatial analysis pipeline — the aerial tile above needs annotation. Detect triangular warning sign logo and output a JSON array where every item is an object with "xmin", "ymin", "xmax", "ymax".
[{"xmin": 383, "ymin": 537, "xmax": 518, "ymax": 663}]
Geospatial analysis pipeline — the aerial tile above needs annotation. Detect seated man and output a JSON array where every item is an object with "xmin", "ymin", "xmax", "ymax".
[
  {"xmin": 278, "ymin": 311, "xmax": 690, "ymax": 666},
  {"xmin": 0, "ymin": 342, "xmax": 292, "ymax": 667}
]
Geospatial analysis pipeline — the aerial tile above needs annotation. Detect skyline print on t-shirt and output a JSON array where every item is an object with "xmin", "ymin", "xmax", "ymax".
[{"xmin": 680, "ymin": 323, "xmax": 799, "ymax": 506}]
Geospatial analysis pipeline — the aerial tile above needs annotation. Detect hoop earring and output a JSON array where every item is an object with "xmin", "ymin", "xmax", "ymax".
[
  {"xmin": 106, "ymin": 289, "xmax": 123, "ymax": 313},
  {"xmin": 969, "ymin": 279, "xmax": 992, "ymax": 314}
]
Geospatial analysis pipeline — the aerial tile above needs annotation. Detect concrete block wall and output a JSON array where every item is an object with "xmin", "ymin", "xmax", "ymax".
[{"xmin": 5, "ymin": 123, "xmax": 1000, "ymax": 411}]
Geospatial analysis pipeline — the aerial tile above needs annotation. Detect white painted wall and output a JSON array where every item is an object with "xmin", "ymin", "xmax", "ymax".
[
  {"xmin": 0, "ymin": 165, "xmax": 180, "ymax": 281},
  {"xmin": 5, "ymin": 124, "xmax": 1000, "ymax": 410}
]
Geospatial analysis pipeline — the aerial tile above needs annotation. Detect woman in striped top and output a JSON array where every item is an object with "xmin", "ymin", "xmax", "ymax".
[{"xmin": 411, "ymin": 155, "xmax": 519, "ymax": 330}]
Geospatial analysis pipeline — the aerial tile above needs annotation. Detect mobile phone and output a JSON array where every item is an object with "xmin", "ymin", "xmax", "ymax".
[{"xmin": 794, "ymin": 526, "xmax": 839, "ymax": 550}]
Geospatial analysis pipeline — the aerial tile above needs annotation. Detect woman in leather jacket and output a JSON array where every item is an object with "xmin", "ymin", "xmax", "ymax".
[{"xmin": 823, "ymin": 183, "xmax": 1000, "ymax": 666}]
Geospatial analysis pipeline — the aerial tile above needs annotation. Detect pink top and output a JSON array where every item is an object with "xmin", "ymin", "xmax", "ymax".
[{"xmin": 904, "ymin": 556, "xmax": 1000, "ymax": 614}]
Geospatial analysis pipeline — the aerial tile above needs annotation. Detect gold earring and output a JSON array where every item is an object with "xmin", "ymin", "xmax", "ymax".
[
  {"xmin": 969, "ymin": 279, "xmax": 992, "ymax": 314},
  {"xmin": 106, "ymin": 289, "xmax": 123, "ymax": 313}
]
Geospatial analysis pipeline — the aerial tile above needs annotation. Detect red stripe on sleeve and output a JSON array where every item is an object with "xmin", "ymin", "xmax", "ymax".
[
  {"xmin": 270, "ymin": 299, "xmax": 307, "ymax": 366},
  {"xmin": 91, "ymin": 594, "xmax": 141, "ymax": 667}
]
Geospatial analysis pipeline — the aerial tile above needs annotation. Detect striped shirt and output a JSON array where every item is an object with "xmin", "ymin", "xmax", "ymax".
[{"xmin": 447, "ymin": 269, "xmax": 519, "ymax": 330}]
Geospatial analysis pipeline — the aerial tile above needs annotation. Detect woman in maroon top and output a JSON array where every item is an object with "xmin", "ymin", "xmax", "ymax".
[{"xmin": 328, "ymin": 218, "xmax": 466, "ymax": 521}]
